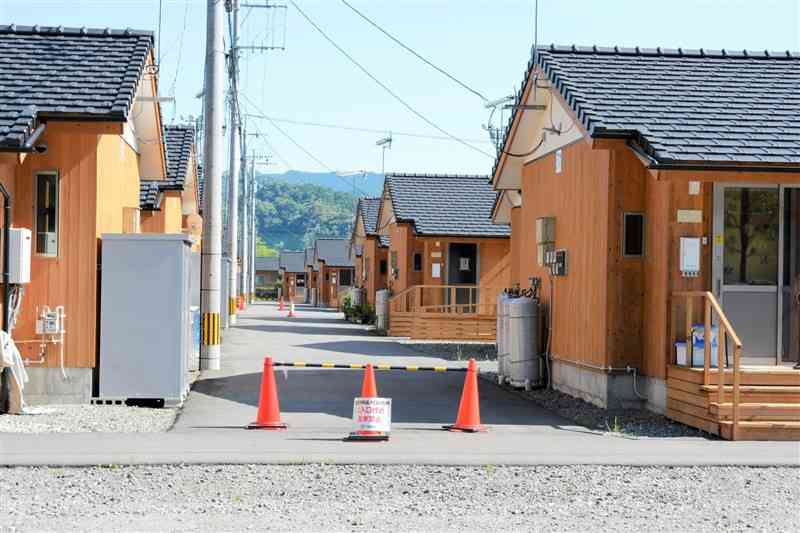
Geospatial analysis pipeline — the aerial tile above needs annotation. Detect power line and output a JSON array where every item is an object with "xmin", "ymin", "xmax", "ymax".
[
  {"xmin": 340, "ymin": 0, "xmax": 488, "ymax": 103},
  {"xmin": 241, "ymin": 94, "xmax": 371, "ymax": 197},
  {"xmin": 244, "ymin": 114, "xmax": 492, "ymax": 144},
  {"xmin": 289, "ymin": 1, "xmax": 493, "ymax": 160}
]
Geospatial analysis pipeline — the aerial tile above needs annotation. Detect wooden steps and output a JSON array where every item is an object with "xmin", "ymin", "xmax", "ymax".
[
  {"xmin": 667, "ymin": 365, "xmax": 800, "ymax": 441},
  {"xmin": 710, "ymin": 402, "xmax": 800, "ymax": 420},
  {"xmin": 719, "ymin": 420, "xmax": 800, "ymax": 441}
]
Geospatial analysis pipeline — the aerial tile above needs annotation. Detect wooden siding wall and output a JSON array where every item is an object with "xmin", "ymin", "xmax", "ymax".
[
  {"xmin": 388, "ymin": 222, "xmax": 413, "ymax": 293},
  {"xmin": 13, "ymin": 126, "xmax": 100, "ymax": 368},
  {"xmin": 362, "ymin": 237, "xmax": 388, "ymax": 307},
  {"xmin": 606, "ymin": 148, "xmax": 647, "ymax": 368},
  {"xmin": 518, "ymin": 140, "xmax": 611, "ymax": 368},
  {"xmin": 641, "ymin": 176, "xmax": 712, "ymax": 378},
  {"xmin": 96, "ymin": 134, "xmax": 140, "ymax": 236},
  {"xmin": 509, "ymin": 206, "xmax": 522, "ymax": 285},
  {"xmin": 140, "ymin": 191, "xmax": 182, "ymax": 234}
]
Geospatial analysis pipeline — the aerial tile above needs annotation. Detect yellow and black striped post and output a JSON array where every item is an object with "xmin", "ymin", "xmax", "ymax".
[{"xmin": 203, "ymin": 312, "xmax": 221, "ymax": 346}]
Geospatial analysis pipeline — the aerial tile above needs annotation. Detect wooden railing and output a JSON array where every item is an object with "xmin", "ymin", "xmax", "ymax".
[
  {"xmin": 671, "ymin": 291, "xmax": 743, "ymax": 439},
  {"xmin": 388, "ymin": 285, "xmax": 504, "ymax": 315}
]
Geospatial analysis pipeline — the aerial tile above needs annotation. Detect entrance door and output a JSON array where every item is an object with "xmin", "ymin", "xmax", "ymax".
[
  {"xmin": 447, "ymin": 243, "xmax": 478, "ymax": 308},
  {"xmin": 781, "ymin": 188, "xmax": 800, "ymax": 364},
  {"xmin": 713, "ymin": 185, "xmax": 780, "ymax": 363}
]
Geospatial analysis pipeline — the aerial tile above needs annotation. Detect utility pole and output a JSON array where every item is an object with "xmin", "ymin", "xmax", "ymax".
[
  {"xmin": 240, "ymin": 143, "xmax": 250, "ymax": 306},
  {"xmin": 225, "ymin": 0, "xmax": 240, "ymax": 325},
  {"xmin": 249, "ymin": 167, "xmax": 257, "ymax": 303},
  {"xmin": 200, "ymin": 0, "xmax": 225, "ymax": 370}
]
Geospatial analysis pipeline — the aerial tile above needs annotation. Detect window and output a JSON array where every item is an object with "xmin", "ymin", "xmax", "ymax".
[
  {"xmin": 339, "ymin": 269, "xmax": 352, "ymax": 287},
  {"xmin": 363, "ymin": 257, "xmax": 369, "ymax": 281},
  {"xmin": 622, "ymin": 212, "xmax": 645, "ymax": 257},
  {"xmin": 413, "ymin": 252, "xmax": 422, "ymax": 272},
  {"xmin": 256, "ymin": 274, "xmax": 266, "ymax": 286},
  {"xmin": 35, "ymin": 172, "xmax": 59, "ymax": 256},
  {"xmin": 379, "ymin": 259, "xmax": 388, "ymax": 275}
]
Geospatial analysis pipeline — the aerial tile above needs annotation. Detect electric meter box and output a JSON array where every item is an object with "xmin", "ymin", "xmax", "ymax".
[{"xmin": 8, "ymin": 227, "xmax": 32, "ymax": 284}]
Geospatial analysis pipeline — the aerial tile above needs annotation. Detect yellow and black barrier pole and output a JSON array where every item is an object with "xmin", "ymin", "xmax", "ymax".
[{"xmin": 270, "ymin": 362, "xmax": 468, "ymax": 372}]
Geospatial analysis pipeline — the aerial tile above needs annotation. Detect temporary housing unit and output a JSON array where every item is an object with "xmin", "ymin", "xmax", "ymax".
[
  {"xmin": 351, "ymin": 197, "xmax": 389, "ymax": 307},
  {"xmin": 376, "ymin": 173, "xmax": 511, "ymax": 340},
  {"xmin": 279, "ymin": 250, "xmax": 306, "ymax": 303},
  {"xmin": 492, "ymin": 44, "xmax": 800, "ymax": 440},
  {"xmin": 140, "ymin": 125, "xmax": 202, "ymax": 250},
  {"xmin": 0, "ymin": 25, "xmax": 169, "ymax": 403},
  {"xmin": 313, "ymin": 238, "xmax": 354, "ymax": 309},
  {"xmin": 255, "ymin": 256, "xmax": 280, "ymax": 290},
  {"xmin": 304, "ymin": 247, "xmax": 317, "ymax": 304}
]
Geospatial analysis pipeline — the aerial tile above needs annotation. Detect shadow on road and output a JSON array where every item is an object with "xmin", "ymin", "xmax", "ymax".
[
  {"xmin": 298, "ymin": 340, "xmax": 423, "ymax": 358},
  {"xmin": 191, "ymin": 369, "xmax": 574, "ymax": 426},
  {"xmin": 235, "ymin": 324, "xmax": 363, "ymax": 337}
]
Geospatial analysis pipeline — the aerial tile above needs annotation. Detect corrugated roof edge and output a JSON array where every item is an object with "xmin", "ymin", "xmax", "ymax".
[{"xmin": 491, "ymin": 44, "xmax": 800, "ymax": 180}]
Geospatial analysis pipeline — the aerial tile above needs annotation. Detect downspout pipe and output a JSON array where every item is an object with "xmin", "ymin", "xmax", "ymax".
[
  {"xmin": 0, "ymin": 182, "xmax": 10, "ymax": 333},
  {"xmin": 0, "ymin": 123, "xmax": 48, "ymax": 154},
  {"xmin": 0, "ymin": 181, "xmax": 10, "ymax": 414}
]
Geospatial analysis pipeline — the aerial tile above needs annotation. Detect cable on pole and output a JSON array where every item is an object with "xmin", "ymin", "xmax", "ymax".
[
  {"xmin": 340, "ymin": 0, "xmax": 488, "ymax": 103},
  {"xmin": 289, "ymin": 0, "xmax": 493, "ymax": 160}
]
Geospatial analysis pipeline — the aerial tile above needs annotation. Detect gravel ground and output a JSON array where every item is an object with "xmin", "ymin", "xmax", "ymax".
[
  {"xmin": 481, "ymin": 373, "xmax": 708, "ymax": 439},
  {"xmin": 0, "ymin": 405, "xmax": 177, "ymax": 433},
  {"xmin": 1, "ymin": 464, "xmax": 797, "ymax": 532},
  {"xmin": 402, "ymin": 341, "xmax": 497, "ymax": 361}
]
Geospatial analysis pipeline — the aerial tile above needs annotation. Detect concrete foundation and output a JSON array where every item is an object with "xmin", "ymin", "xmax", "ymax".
[
  {"xmin": 21, "ymin": 367, "xmax": 93, "ymax": 405},
  {"xmin": 551, "ymin": 359, "xmax": 666, "ymax": 413}
]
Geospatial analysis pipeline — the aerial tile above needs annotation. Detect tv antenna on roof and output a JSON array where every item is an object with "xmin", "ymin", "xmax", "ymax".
[{"xmin": 376, "ymin": 134, "xmax": 392, "ymax": 175}]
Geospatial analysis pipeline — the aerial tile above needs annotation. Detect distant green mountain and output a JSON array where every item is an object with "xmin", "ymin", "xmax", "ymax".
[
  {"xmin": 261, "ymin": 170, "xmax": 384, "ymax": 198},
  {"xmin": 254, "ymin": 176, "xmax": 358, "ymax": 251}
]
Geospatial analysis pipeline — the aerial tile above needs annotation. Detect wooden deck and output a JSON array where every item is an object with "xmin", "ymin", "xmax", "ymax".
[
  {"xmin": 667, "ymin": 365, "xmax": 800, "ymax": 440},
  {"xmin": 387, "ymin": 284, "xmax": 502, "ymax": 341},
  {"xmin": 388, "ymin": 310, "xmax": 496, "ymax": 341}
]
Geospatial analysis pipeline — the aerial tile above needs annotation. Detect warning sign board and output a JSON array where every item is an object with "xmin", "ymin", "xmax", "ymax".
[{"xmin": 352, "ymin": 397, "xmax": 392, "ymax": 433}]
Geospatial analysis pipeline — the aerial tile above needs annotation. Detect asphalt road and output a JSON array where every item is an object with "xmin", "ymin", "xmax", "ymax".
[{"xmin": 2, "ymin": 302, "xmax": 799, "ymax": 466}]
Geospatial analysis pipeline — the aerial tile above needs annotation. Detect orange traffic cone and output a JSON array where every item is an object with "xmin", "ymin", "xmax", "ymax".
[
  {"xmin": 279, "ymin": 297, "xmax": 285, "ymax": 311},
  {"xmin": 287, "ymin": 302, "xmax": 295, "ymax": 318},
  {"xmin": 247, "ymin": 357, "xmax": 288, "ymax": 430},
  {"xmin": 444, "ymin": 358, "xmax": 486, "ymax": 432},
  {"xmin": 360, "ymin": 363, "xmax": 378, "ymax": 398},
  {"xmin": 346, "ymin": 364, "xmax": 389, "ymax": 442}
]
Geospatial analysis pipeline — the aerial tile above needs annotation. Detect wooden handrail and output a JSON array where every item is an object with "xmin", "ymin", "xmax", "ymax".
[{"xmin": 671, "ymin": 291, "xmax": 743, "ymax": 440}]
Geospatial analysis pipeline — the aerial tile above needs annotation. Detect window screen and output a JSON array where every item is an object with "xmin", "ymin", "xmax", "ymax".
[
  {"xmin": 413, "ymin": 252, "xmax": 422, "ymax": 272},
  {"xmin": 339, "ymin": 269, "xmax": 352, "ymax": 287},
  {"xmin": 36, "ymin": 172, "xmax": 59, "ymax": 256},
  {"xmin": 623, "ymin": 213, "xmax": 645, "ymax": 257}
]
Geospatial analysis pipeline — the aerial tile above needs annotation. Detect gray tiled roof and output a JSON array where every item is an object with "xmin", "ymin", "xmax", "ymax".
[
  {"xmin": 163, "ymin": 125, "xmax": 195, "ymax": 189},
  {"xmin": 315, "ymin": 238, "xmax": 353, "ymax": 268},
  {"xmin": 139, "ymin": 180, "xmax": 161, "ymax": 211},
  {"xmin": 279, "ymin": 251, "xmax": 306, "ymax": 273},
  {"xmin": 0, "ymin": 25, "xmax": 154, "ymax": 149},
  {"xmin": 255, "ymin": 256, "xmax": 280, "ymax": 271},
  {"xmin": 495, "ymin": 45, "xmax": 800, "ymax": 170},
  {"xmin": 140, "ymin": 125, "xmax": 196, "ymax": 210},
  {"xmin": 356, "ymin": 197, "xmax": 390, "ymax": 247},
  {"xmin": 358, "ymin": 197, "xmax": 381, "ymax": 234},
  {"xmin": 385, "ymin": 173, "xmax": 510, "ymax": 238}
]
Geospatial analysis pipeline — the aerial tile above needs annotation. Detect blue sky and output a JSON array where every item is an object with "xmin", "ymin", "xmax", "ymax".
[{"xmin": 3, "ymin": 0, "xmax": 799, "ymax": 176}]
